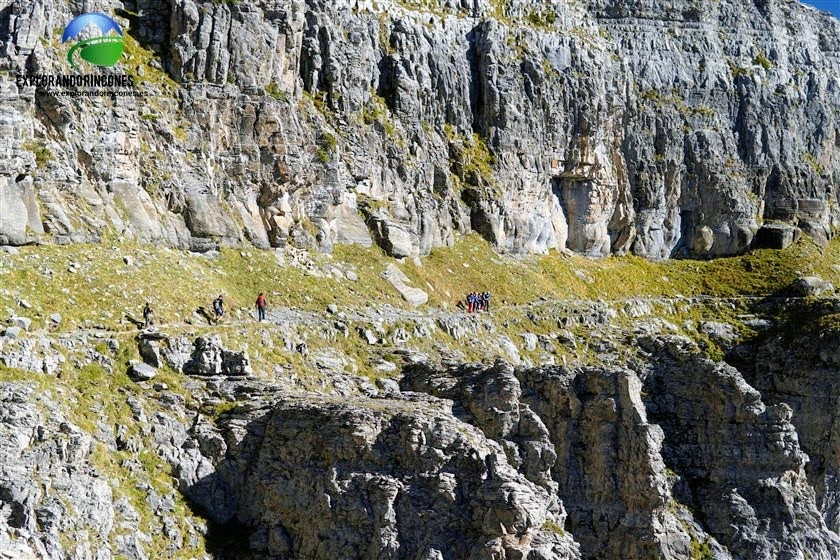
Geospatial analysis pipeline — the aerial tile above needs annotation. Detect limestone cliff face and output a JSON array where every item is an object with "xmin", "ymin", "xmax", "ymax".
[
  {"xmin": 1, "ymin": 0, "xmax": 838, "ymax": 257},
  {"xmin": 734, "ymin": 304, "xmax": 840, "ymax": 536}
]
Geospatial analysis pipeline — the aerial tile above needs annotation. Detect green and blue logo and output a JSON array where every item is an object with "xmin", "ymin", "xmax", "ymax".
[{"xmin": 61, "ymin": 13, "xmax": 124, "ymax": 69}]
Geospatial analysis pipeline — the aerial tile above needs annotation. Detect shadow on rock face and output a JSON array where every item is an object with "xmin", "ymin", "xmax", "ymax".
[{"xmin": 180, "ymin": 394, "xmax": 579, "ymax": 560}]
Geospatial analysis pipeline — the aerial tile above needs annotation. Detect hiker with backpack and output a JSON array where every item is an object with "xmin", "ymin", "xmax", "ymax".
[
  {"xmin": 255, "ymin": 292, "xmax": 267, "ymax": 322},
  {"xmin": 142, "ymin": 301, "xmax": 154, "ymax": 329},
  {"xmin": 213, "ymin": 294, "xmax": 225, "ymax": 324}
]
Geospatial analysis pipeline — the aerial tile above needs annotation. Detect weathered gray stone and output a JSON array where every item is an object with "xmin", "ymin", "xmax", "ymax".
[
  {"xmin": 789, "ymin": 276, "xmax": 835, "ymax": 297},
  {"xmin": 4, "ymin": 0, "xmax": 834, "ymax": 259},
  {"xmin": 753, "ymin": 223, "xmax": 801, "ymax": 250},
  {"xmin": 639, "ymin": 335, "xmax": 840, "ymax": 560},
  {"xmin": 382, "ymin": 264, "xmax": 428, "ymax": 306},
  {"xmin": 181, "ymin": 393, "xmax": 580, "ymax": 559},
  {"xmin": 183, "ymin": 335, "xmax": 253, "ymax": 377},
  {"xmin": 138, "ymin": 338, "xmax": 162, "ymax": 368},
  {"xmin": 522, "ymin": 333, "xmax": 539, "ymax": 351},
  {"xmin": 160, "ymin": 336, "xmax": 194, "ymax": 372},
  {"xmin": 699, "ymin": 321, "xmax": 738, "ymax": 345},
  {"xmin": 2, "ymin": 326, "xmax": 22, "ymax": 339},
  {"xmin": 8, "ymin": 316, "xmax": 31, "ymax": 332},
  {"xmin": 129, "ymin": 362, "xmax": 158, "ymax": 382}
]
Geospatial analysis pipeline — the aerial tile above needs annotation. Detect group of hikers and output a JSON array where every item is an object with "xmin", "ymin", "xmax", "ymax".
[
  {"xmin": 141, "ymin": 292, "xmax": 269, "ymax": 329},
  {"xmin": 141, "ymin": 288, "xmax": 492, "ymax": 328},
  {"xmin": 466, "ymin": 291, "xmax": 491, "ymax": 313}
]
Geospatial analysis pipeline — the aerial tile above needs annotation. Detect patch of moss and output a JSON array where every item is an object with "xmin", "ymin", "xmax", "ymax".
[
  {"xmin": 752, "ymin": 51, "xmax": 772, "ymax": 71},
  {"xmin": 541, "ymin": 519, "xmax": 565, "ymax": 536},
  {"xmin": 728, "ymin": 60, "xmax": 750, "ymax": 80},
  {"xmin": 525, "ymin": 9, "xmax": 556, "ymax": 29},
  {"xmin": 363, "ymin": 94, "xmax": 397, "ymax": 136},
  {"xmin": 689, "ymin": 536, "xmax": 714, "ymax": 560},
  {"xmin": 265, "ymin": 81, "xmax": 288, "ymax": 101},
  {"xmin": 319, "ymin": 131, "xmax": 337, "ymax": 151},
  {"xmin": 22, "ymin": 140, "xmax": 53, "ymax": 168},
  {"xmin": 804, "ymin": 152, "xmax": 825, "ymax": 175},
  {"xmin": 395, "ymin": 0, "xmax": 452, "ymax": 17},
  {"xmin": 120, "ymin": 33, "xmax": 177, "ymax": 94},
  {"xmin": 316, "ymin": 147, "xmax": 330, "ymax": 164}
]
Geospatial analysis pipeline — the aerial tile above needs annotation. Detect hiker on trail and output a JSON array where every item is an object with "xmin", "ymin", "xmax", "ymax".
[
  {"xmin": 476, "ymin": 292, "xmax": 484, "ymax": 312},
  {"xmin": 213, "ymin": 294, "xmax": 225, "ymax": 324},
  {"xmin": 483, "ymin": 291, "xmax": 491, "ymax": 312},
  {"xmin": 467, "ymin": 292, "xmax": 476, "ymax": 313},
  {"xmin": 143, "ymin": 301, "xmax": 154, "ymax": 329},
  {"xmin": 256, "ymin": 292, "xmax": 267, "ymax": 322}
]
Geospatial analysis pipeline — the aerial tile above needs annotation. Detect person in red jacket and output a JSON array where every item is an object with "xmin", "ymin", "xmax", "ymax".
[{"xmin": 256, "ymin": 293, "xmax": 267, "ymax": 322}]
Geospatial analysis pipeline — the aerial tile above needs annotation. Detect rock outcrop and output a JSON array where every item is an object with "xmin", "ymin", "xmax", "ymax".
[
  {"xmin": 397, "ymin": 337, "xmax": 840, "ymax": 560},
  {"xmin": 737, "ymin": 303, "xmax": 840, "ymax": 535},
  {"xmin": 180, "ymin": 394, "xmax": 580, "ymax": 559},
  {"xmin": 139, "ymin": 333, "xmax": 254, "ymax": 377},
  {"xmin": 1, "ymin": 0, "xmax": 837, "ymax": 257},
  {"xmin": 639, "ymin": 335, "xmax": 840, "ymax": 560}
]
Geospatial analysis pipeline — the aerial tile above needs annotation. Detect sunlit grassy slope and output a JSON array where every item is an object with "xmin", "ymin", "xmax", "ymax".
[
  {"xmin": 0, "ymin": 234, "xmax": 836, "ymax": 559},
  {"xmin": 0, "ymin": 234, "xmax": 837, "ymax": 331}
]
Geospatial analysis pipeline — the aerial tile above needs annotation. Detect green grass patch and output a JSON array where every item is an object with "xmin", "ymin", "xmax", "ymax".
[
  {"xmin": 121, "ymin": 33, "xmax": 178, "ymax": 94},
  {"xmin": 541, "ymin": 519, "xmax": 565, "ymax": 536},
  {"xmin": 0, "ymin": 234, "xmax": 836, "ymax": 333},
  {"xmin": 22, "ymin": 140, "xmax": 53, "ymax": 168},
  {"xmin": 265, "ymin": 82, "xmax": 288, "ymax": 101}
]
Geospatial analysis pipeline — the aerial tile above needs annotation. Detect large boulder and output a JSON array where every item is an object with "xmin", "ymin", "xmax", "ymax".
[
  {"xmin": 752, "ymin": 223, "xmax": 800, "ymax": 250},
  {"xmin": 0, "ymin": 176, "xmax": 43, "ymax": 246},
  {"xmin": 184, "ymin": 335, "xmax": 252, "ymax": 377},
  {"xmin": 367, "ymin": 216, "xmax": 417, "ymax": 258},
  {"xmin": 160, "ymin": 336, "xmax": 194, "ymax": 371},
  {"xmin": 2, "ymin": 326, "xmax": 22, "ymax": 339},
  {"xmin": 381, "ymin": 264, "xmax": 428, "ymax": 307},
  {"xmin": 129, "ymin": 362, "xmax": 158, "ymax": 382},
  {"xmin": 788, "ymin": 276, "xmax": 835, "ymax": 297},
  {"xmin": 8, "ymin": 316, "xmax": 31, "ymax": 332},
  {"xmin": 138, "ymin": 338, "xmax": 162, "ymax": 368}
]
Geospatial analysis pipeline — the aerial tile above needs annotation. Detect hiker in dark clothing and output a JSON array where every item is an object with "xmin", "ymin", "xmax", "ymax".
[
  {"xmin": 213, "ymin": 295, "xmax": 225, "ymax": 324},
  {"xmin": 476, "ymin": 292, "xmax": 484, "ymax": 312},
  {"xmin": 483, "ymin": 291, "xmax": 490, "ymax": 312},
  {"xmin": 256, "ymin": 292, "xmax": 267, "ymax": 322},
  {"xmin": 142, "ymin": 301, "xmax": 154, "ymax": 329},
  {"xmin": 467, "ymin": 292, "xmax": 474, "ymax": 313}
]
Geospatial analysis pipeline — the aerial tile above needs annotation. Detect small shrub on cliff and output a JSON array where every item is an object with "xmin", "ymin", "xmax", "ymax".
[
  {"xmin": 316, "ymin": 147, "xmax": 330, "ymax": 165},
  {"xmin": 752, "ymin": 51, "xmax": 773, "ymax": 70},
  {"xmin": 265, "ymin": 82, "xmax": 288, "ymax": 101},
  {"xmin": 22, "ymin": 140, "xmax": 52, "ymax": 168},
  {"xmin": 526, "ymin": 10, "xmax": 556, "ymax": 29},
  {"xmin": 319, "ymin": 131, "xmax": 337, "ymax": 151},
  {"xmin": 315, "ymin": 131, "xmax": 337, "ymax": 164},
  {"xmin": 541, "ymin": 520, "xmax": 565, "ymax": 536},
  {"xmin": 804, "ymin": 152, "xmax": 825, "ymax": 175}
]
